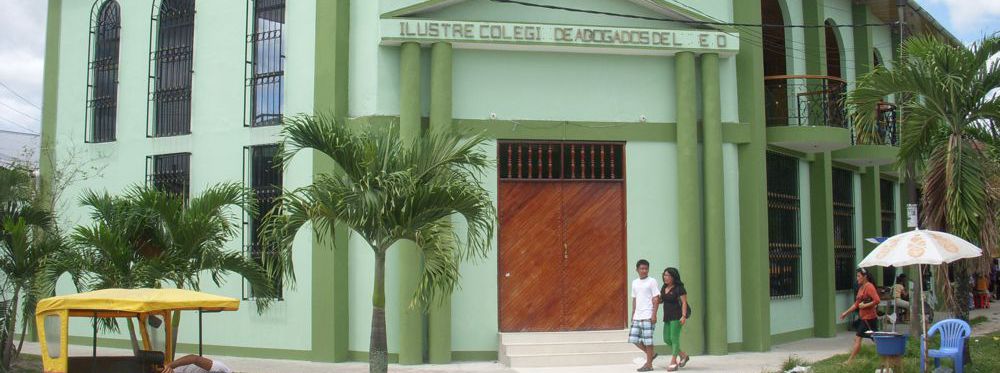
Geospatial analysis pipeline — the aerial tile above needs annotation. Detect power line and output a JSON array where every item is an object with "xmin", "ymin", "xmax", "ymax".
[
  {"xmin": 0, "ymin": 100, "xmax": 40, "ymax": 122},
  {"xmin": 0, "ymin": 81, "xmax": 42, "ymax": 111},
  {"xmin": 488, "ymin": 0, "xmax": 896, "ymax": 29},
  {"xmin": 0, "ymin": 115, "xmax": 40, "ymax": 135},
  {"xmin": 0, "ymin": 128, "xmax": 40, "ymax": 137}
]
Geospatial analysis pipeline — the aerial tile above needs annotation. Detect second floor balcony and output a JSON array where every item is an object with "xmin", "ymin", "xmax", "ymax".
[
  {"xmin": 833, "ymin": 102, "xmax": 900, "ymax": 168},
  {"xmin": 764, "ymin": 75, "xmax": 848, "ymax": 128},
  {"xmin": 764, "ymin": 75, "xmax": 852, "ymax": 153},
  {"xmin": 852, "ymin": 102, "xmax": 899, "ymax": 146}
]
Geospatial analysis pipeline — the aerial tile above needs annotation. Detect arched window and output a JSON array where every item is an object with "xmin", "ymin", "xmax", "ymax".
[
  {"xmin": 150, "ymin": 0, "xmax": 195, "ymax": 137},
  {"xmin": 246, "ymin": 0, "xmax": 286, "ymax": 127},
  {"xmin": 87, "ymin": 0, "xmax": 120, "ymax": 143},
  {"xmin": 824, "ymin": 20, "xmax": 842, "ymax": 78}
]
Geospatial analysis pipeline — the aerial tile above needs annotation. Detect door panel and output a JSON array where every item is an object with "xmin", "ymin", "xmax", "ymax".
[
  {"xmin": 498, "ymin": 182, "xmax": 564, "ymax": 332},
  {"xmin": 562, "ymin": 182, "xmax": 627, "ymax": 330}
]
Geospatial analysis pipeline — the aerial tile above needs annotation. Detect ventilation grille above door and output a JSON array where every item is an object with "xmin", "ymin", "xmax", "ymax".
[{"xmin": 499, "ymin": 141, "xmax": 624, "ymax": 181}]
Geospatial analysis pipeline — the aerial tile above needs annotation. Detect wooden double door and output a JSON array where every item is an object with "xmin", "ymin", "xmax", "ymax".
[{"xmin": 497, "ymin": 142, "xmax": 627, "ymax": 332}]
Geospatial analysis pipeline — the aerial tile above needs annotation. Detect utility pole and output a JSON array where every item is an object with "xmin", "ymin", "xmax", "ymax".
[{"xmin": 896, "ymin": 0, "xmax": 925, "ymax": 342}]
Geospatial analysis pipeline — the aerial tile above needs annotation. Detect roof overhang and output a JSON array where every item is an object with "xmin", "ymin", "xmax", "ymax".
[{"xmin": 861, "ymin": 0, "xmax": 962, "ymax": 46}]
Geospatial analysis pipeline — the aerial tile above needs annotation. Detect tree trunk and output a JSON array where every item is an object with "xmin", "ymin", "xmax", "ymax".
[
  {"xmin": 370, "ymin": 252, "xmax": 388, "ymax": 373},
  {"xmin": 170, "ymin": 280, "xmax": 184, "ymax": 360},
  {"xmin": 14, "ymin": 311, "xmax": 29, "ymax": 363},
  {"xmin": 954, "ymin": 262, "xmax": 971, "ymax": 321},
  {"xmin": 2, "ymin": 288, "xmax": 21, "ymax": 370},
  {"xmin": 126, "ymin": 318, "xmax": 140, "ymax": 355}
]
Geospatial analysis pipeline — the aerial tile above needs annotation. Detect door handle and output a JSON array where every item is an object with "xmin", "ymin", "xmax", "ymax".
[
  {"xmin": 505, "ymin": 272, "xmax": 510, "ymax": 278},
  {"xmin": 563, "ymin": 243, "xmax": 568, "ymax": 259}
]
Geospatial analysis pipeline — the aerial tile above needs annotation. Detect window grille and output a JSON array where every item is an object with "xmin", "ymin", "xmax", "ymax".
[
  {"xmin": 832, "ymin": 168, "xmax": 855, "ymax": 291},
  {"xmin": 498, "ymin": 141, "xmax": 624, "ymax": 181},
  {"xmin": 146, "ymin": 153, "xmax": 191, "ymax": 199},
  {"xmin": 86, "ymin": 1, "xmax": 121, "ymax": 143},
  {"xmin": 243, "ymin": 144, "xmax": 283, "ymax": 299},
  {"xmin": 149, "ymin": 0, "xmax": 195, "ymax": 137},
  {"xmin": 245, "ymin": 0, "xmax": 286, "ymax": 127},
  {"xmin": 766, "ymin": 152, "xmax": 801, "ymax": 298},
  {"xmin": 880, "ymin": 179, "xmax": 897, "ymax": 285}
]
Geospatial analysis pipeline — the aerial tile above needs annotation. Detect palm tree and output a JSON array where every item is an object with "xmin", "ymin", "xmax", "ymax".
[
  {"xmin": 264, "ymin": 115, "xmax": 496, "ymax": 373},
  {"xmin": 848, "ymin": 35, "xmax": 1000, "ymax": 320},
  {"xmin": 0, "ymin": 166, "xmax": 68, "ymax": 371},
  {"xmin": 58, "ymin": 183, "xmax": 279, "ymax": 355}
]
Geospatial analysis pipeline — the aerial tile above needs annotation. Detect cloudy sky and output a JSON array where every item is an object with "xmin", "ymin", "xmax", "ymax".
[{"xmin": 0, "ymin": 0, "xmax": 996, "ymax": 138}]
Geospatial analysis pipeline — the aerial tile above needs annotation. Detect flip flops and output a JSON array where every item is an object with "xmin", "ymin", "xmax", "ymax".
[{"xmin": 679, "ymin": 355, "xmax": 690, "ymax": 367}]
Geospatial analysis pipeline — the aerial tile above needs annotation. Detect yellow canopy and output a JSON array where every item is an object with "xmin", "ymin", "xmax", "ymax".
[{"xmin": 36, "ymin": 288, "xmax": 240, "ymax": 317}]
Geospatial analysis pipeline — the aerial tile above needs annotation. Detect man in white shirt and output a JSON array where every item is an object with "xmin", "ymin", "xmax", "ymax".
[
  {"xmin": 161, "ymin": 355, "xmax": 232, "ymax": 373},
  {"xmin": 629, "ymin": 259, "xmax": 659, "ymax": 372}
]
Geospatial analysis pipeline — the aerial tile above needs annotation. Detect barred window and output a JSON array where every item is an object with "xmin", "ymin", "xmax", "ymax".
[
  {"xmin": 87, "ymin": 1, "xmax": 121, "ymax": 143},
  {"xmin": 246, "ymin": 0, "xmax": 285, "ymax": 127},
  {"xmin": 146, "ymin": 153, "xmax": 191, "ymax": 199},
  {"xmin": 832, "ymin": 168, "xmax": 856, "ymax": 291},
  {"xmin": 243, "ymin": 144, "xmax": 283, "ymax": 299},
  {"xmin": 498, "ymin": 142, "xmax": 624, "ymax": 181},
  {"xmin": 767, "ymin": 152, "xmax": 801, "ymax": 298},
  {"xmin": 150, "ymin": 0, "xmax": 195, "ymax": 137},
  {"xmin": 880, "ymin": 179, "xmax": 897, "ymax": 285}
]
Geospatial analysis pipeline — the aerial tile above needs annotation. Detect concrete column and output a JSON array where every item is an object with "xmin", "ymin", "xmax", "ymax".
[
  {"xmin": 802, "ymin": 0, "xmax": 827, "ymax": 75},
  {"xmin": 853, "ymin": 4, "xmax": 875, "ymax": 77},
  {"xmin": 311, "ymin": 0, "xmax": 351, "ymax": 362},
  {"xmin": 860, "ymin": 166, "xmax": 883, "ymax": 285},
  {"xmin": 675, "ymin": 51, "xmax": 705, "ymax": 355},
  {"xmin": 734, "ymin": 0, "xmax": 771, "ymax": 352},
  {"xmin": 427, "ymin": 42, "xmax": 453, "ymax": 364},
  {"xmin": 397, "ymin": 41, "xmax": 424, "ymax": 365},
  {"xmin": 809, "ymin": 152, "xmax": 837, "ymax": 337},
  {"xmin": 701, "ymin": 53, "xmax": 727, "ymax": 355}
]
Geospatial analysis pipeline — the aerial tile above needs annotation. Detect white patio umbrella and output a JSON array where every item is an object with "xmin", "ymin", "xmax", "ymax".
[{"xmin": 858, "ymin": 229, "xmax": 983, "ymax": 367}]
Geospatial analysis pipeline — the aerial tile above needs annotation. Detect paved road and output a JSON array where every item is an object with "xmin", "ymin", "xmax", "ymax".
[{"xmin": 20, "ymin": 306, "xmax": 1000, "ymax": 372}]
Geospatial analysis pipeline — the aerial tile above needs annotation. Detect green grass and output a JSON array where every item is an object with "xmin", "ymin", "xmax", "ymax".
[
  {"xmin": 805, "ymin": 332, "xmax": 1000, "ymax": 373},
  {"xmin": 780, "ymin": 355, "xmax": 809, "ymax": 371},
  {"xmin": 11, "ymin": 354, "xmax": 42, "ymax": 373},
  {"xmin": 969, "ymin": 316, "xmax": 989, "ymax": 327}
]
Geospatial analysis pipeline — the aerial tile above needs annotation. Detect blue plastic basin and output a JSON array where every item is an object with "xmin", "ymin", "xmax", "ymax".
[{"xmin": 872, "ymin": 333, "xmax": 908, "ymax": 356}]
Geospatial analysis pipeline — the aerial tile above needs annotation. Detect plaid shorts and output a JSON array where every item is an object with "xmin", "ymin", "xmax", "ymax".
[{"xmin": 628, "ymin": 319, "xmax": 655, "ymax": 346}]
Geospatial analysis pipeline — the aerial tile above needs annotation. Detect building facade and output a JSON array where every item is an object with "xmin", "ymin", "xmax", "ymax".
[{"xmin": 40, "ymin": 0, "xmax": 957, "ymax": 365}]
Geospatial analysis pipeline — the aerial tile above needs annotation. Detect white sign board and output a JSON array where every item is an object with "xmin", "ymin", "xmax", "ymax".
[
  {"xmin": 907, "ymin": 203, "xmax": 918, "ymax": 228},
  {"xmin": 381, "ymin": 19, "xmax": 740, "ymax": 56}
]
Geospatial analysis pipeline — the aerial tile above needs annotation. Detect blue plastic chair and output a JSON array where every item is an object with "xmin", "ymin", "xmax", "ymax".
[{"xmin": 921, "ymin": 319, "xmax": 971, "ymax": 373}]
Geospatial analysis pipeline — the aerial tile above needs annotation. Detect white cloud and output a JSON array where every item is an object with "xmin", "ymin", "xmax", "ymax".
[
  {"xmin": 0, "ymin": 0, "xmax": 46, "ymax": 164},
  {"xmin": 924, "ymin": 0, "xmax": 1000, "ymax": 37}
]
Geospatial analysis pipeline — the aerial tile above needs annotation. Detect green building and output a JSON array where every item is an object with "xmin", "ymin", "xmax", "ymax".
[{"xmin": 40, "ymin": 0, "xmax": 957, "ymax": 367}]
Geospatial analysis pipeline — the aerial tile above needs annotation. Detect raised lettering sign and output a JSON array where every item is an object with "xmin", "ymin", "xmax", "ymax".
[{"xmin": 382, "ymin": 19, "xmax": 740, "ymax": 56}]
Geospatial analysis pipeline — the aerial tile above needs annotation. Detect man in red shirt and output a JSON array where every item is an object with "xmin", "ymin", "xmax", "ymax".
[{"xmin": 839, "ymin": 268, "xmax": 880, "ymax": 365}]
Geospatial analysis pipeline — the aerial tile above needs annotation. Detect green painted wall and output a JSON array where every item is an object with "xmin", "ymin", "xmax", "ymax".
[
  {"xmin": 43, "ymin": 0, "xmax": 924, "ymax": 360},
  {"xmin": 722, "ymin": 144, "xmax": 744, "ymax": 344},
  {"xmin": 51, "ymin": 0, "xmax": 324, "ymax": 352},
  {"xmin": 734, "ymin": 0, "xmax": 771, "ymax": 352},
  {"xmin": 769, "ymin": 160, "xmax": 815, "ymax": 335}
]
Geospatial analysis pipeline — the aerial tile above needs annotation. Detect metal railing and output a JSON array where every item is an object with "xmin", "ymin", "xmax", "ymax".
[
  {"xmin": 764, "ymin": 75, "xmax": 848, "ymax": 128},
  {"xmin": 853, "ymin": 102, "xmax": 899, "ymax": 146}
]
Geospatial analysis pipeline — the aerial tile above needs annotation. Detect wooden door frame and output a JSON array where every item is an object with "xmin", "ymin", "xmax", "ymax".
[{"xmin": 496, "ymin": 140, "xmax": 629, "ymax": 332}]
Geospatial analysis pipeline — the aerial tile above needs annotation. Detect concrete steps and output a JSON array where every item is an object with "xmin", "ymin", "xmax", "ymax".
[{"xmin": 499, "ymin": 329, "xmax": 642, "ymax": 367}]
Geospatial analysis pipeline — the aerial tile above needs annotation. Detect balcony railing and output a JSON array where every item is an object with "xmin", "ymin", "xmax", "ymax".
[
  {"xmin": 852, "ymin": 102, "xmax": 899, "ymax": 146},
  {"xmin": 764, "ymin": 75, "xmax": 848, "ymax": 128}
]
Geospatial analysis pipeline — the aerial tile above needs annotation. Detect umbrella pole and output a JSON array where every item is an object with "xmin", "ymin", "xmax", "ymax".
[
  {"xmin": 198, "ymin": 308, "xmax": 203, "ymax": 357},
  {"xmin": 919, "ymin": 264, "xmax": 928, "ymax": 372}
]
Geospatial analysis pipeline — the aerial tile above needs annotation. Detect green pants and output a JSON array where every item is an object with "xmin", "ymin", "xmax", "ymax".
[{"xmin": 662, "ymin": 320, "xmax": 683, "ymax": 356}]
